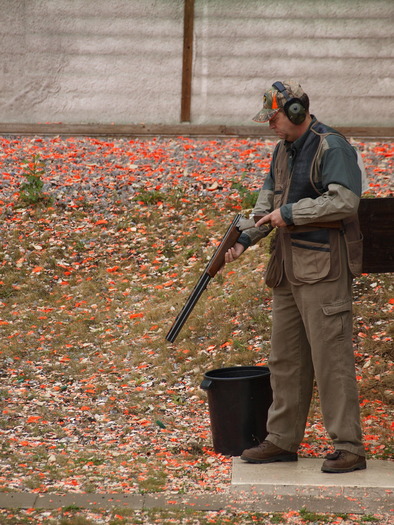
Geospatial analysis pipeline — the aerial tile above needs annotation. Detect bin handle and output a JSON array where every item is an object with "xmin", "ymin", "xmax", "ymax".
[{"xmin": 200, "ymin": 378, "xmax": 212, "ymax": 390}]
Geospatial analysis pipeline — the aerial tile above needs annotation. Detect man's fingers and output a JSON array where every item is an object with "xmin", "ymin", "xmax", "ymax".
[
  {"xmin": 224, "ymin": 243, "xmax": 245, "ymax": 266},
  {"xmin": 224, "ymin": 248, "xmax": 233, "ymax": 264},
  {"xmin": 225, "ymin": 247, "xmax": 236, "ymax": 264},
  {"xmin": 255, "ymin": 214, "xmax": 271, "ymax": 227}
]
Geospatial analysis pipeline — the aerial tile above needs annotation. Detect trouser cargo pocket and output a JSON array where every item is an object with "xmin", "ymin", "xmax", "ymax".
[{"xmin": 322, "ymin": 299, "xmax": 352, "ymax": 342}]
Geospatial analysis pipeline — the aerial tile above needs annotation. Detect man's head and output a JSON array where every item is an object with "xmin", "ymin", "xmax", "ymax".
[
  {"xmin": 253, "ymin": 80, "xmax": 310, "ymax": 125},
  {"xmin": 253, "ymin": 80, "xmax": 311, "ymax": 142}
]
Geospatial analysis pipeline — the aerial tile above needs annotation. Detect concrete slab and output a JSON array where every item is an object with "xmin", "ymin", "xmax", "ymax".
[
  {"xmin": 0, "ymin": 460, "xmax": 392, "ymax": 516},
  {"xmin": 0, "ymin": 492, "xmax": 37, "ymax": 509},
  {"xmin": 232, "ymin": 458, "xmax": 393, "ymax": 488},
  {"xmin": 35, "ymin": 493, "xmax": 144, "ymax": 509},
  {"xmin": 143, "ymin": 493, "xmax": 231, "ymax": 511},
  {"xmin": 231, "ymin": 458, "xmax": 394, "ymax": 514}
]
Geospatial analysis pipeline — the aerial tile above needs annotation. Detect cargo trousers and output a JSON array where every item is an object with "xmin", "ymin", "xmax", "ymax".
[{"xmin": 265, "ymin": 245, "xmax": 365, "ymax": 457}]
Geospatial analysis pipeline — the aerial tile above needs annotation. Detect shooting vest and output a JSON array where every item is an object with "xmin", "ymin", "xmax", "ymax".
[{"xmin": 265, "ymin": 121, "xmax": 363, "ymax": 287}]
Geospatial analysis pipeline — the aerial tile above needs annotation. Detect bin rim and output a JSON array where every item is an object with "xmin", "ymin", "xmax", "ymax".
[{"xmin": 203, "ymin": 365, "xmax": 270, "ymax": 381}]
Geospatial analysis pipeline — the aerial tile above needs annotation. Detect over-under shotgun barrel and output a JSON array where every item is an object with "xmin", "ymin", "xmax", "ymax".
[{"xmin": 166, "ymin": 214, "xmax": 242, "ymax": 343}]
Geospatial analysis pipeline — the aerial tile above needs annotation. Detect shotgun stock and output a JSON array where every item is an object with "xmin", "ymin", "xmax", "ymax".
[{"xmin": 166, "ymin": 214, "xmax": 243, "ymax": 343}]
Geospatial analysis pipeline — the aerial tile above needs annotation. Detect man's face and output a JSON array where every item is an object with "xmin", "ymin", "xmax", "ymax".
[{"xmin": 268, "ymin": 110, "xmax": 299, "ymax": 142}]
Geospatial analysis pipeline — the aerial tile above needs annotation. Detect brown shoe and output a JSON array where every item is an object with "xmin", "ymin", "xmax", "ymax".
[
  {"xmin": 240, "ymin": 440, "xmax": 298, "ymax": 464},
  {"xmin": 321, "ymin": 450, "xmax": 367, "ymax": 473}
]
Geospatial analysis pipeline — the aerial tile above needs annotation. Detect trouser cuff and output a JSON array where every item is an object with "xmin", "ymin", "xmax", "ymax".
[{"xmin": 266, "ymin": 434, "xmax": 299, "ymax": 454}]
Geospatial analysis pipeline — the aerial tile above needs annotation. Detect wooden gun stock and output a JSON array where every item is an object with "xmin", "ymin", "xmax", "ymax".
[{"xmin": 166, "ymin": 214, "xmax": 242, "ymax": 343}]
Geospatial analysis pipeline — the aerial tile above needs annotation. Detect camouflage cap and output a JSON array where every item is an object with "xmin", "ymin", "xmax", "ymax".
[{"xmin": 252, "ymin": 80, "xmax": 306, "ymax": 123}]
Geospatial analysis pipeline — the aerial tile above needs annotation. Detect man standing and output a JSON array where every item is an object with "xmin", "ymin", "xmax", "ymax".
[{"xmin": 225, "ymin": 80, "xmax": 366, "ymax": 473}]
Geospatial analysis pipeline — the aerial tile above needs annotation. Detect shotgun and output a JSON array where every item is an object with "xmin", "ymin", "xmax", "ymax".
[
  {"xmin": 166, "ymin": 214, "xmax": 243, "ymax": 343},
  {"xmin": 166, "ymin": 213, "xmax": 345, "ymax": 343}
]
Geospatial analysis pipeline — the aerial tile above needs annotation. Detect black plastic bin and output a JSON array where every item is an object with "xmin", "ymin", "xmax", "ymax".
[{"xmin": 200, "ymin": 366, "xmax": 272, "ymax": 456}]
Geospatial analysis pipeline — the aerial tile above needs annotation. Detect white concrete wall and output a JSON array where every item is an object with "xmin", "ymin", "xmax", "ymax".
[
  {"xmin": 192, "ymin": 0, "xmax": 394, "ymax": 127},
  {"xmin": 0, "ymin": 0, "xmax": 393, "ymax": 127},
  {"xmin": 0, "ymin": 0, "xmax": 184, "ymax": 125}
]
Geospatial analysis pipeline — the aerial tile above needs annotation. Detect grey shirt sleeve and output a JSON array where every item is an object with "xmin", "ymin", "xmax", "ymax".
[{"xmin": 281, "ymin": 183, "xmax": 360, "ymax": 226}]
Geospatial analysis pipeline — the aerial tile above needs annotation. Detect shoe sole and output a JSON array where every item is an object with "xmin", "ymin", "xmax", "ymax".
[
  {"xmin": 240, "ymin": 454, "xmax": 298, "ymax": 464},
  {"xmin": 321, "ymin": 462, "xmax": 367, "ymax": 473}
]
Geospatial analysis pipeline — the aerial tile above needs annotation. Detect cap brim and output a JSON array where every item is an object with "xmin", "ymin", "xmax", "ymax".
[{"xmin": 252, "ymin": 108, "xmax": 280, "ymax": 123}]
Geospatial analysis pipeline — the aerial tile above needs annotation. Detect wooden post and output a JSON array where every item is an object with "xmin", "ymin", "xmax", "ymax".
[{"xmin": 180, "ymin": 0, "xmax": 194, "ymax": 122}]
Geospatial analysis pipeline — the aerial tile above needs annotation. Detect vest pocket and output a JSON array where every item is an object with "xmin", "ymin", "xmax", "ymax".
[
  {"xmin": 291, "ymin": 240, "xmax": 331, "ymax": 282},
  {"xmin": 345, "ymin": 235, "xmax": 363, "ymax": 277},
  {"xmin": 265, "ymin": 233, "xmax": 283, "ymax": 287},
  {"xmin": 343, "ymin": 215, "xmax": 363, "ymax": 277},
  {"xmin": 345, "ymin": 235, "xmax": 363, "ymax": 276},
  {"xmin": 265, "ymin": 249, "xmax": 283, "ymax": 287}
]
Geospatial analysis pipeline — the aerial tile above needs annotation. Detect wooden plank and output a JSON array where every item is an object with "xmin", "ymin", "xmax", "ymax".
[
  {"xmin": 180, "ymin": 0, "xmax": 195, "ymax": 122},
  {"xmin": 0, "ymin": 123, "xmax": 393, "ymax": 138},
  {"xmin": 359, "ymin": 198, "xmax": 394, "ymax": 273},
  {"xmin": 337, "ymin": 127, "xmax": 394, "ymax": 138}
]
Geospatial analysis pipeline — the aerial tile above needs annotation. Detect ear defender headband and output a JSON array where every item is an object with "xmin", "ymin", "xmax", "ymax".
[{"xmin": 272, "ymin": 81, "xmax": 306, "ymax": 125}]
